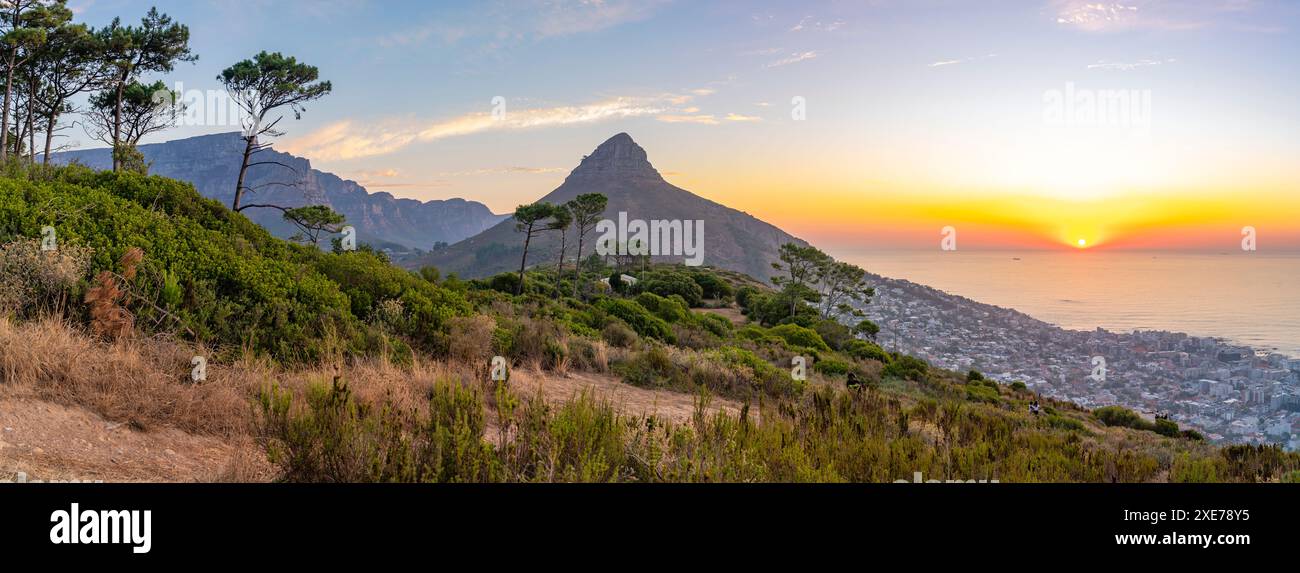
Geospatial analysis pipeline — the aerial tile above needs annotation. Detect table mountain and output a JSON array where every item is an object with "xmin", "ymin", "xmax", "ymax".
[{"xmin": 54, "ymin": 133, "xmax": 507, "ymax": 253}]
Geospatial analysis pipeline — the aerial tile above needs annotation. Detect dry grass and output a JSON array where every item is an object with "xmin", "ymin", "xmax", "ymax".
[{"xmin": 0, "ymin": 317, "xmax": 484, "ymax": 440}]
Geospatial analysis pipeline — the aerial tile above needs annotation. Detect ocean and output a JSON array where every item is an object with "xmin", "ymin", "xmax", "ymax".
[{"xmin": 833, "ymin": 249, "xmax": 1300, "ymax": 356}]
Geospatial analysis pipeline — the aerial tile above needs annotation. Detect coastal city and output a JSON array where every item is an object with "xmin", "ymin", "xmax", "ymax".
[{"xmin": 864, "ymin": 275, "xmax": 1300, "ymax": 451}]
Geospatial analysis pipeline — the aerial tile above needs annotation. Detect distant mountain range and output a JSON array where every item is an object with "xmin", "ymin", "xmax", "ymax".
[
  {"xmin": 412, "ymin": 133, "xmax": 807, "ymax": 280},
  {"xmin": 54, "ymin": 133, "xmax": 507, "ymax": 252}
]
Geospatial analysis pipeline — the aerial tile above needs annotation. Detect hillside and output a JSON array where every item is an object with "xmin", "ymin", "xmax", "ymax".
[
  {"xmin": 54, "ymin": 133, "xmax": 507, "ymax": 253},
  {"xmin": 411, "ymin": 133, "xmax": 807, "ymax": 281},
  {"xmin": 2, "ymin": 166, "xmax": 1297, "ymax": 483}
]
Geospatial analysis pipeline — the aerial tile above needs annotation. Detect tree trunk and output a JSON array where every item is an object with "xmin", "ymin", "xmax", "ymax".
[
  {"xmin": 112, "ymin": 75, "xmax": 125, "ymax": 171},
  {"xmin": 26, "ymin": 77, "xmax": 34, "ymax": 164},
  {"xmin": 517, "ymin": 227, "xmax": 533, "ymax": 296},
  {"xmin": 43, "ymin": 104, "xmax": 60, "ymax": 165},
  {"xmin": 571, "ymin": 231, "xmax": 585, "ymax": 298},
  {"xmin": 555, "ymin": 232, "xmax": 567, "ymax": 292},
  {"xmin": 232, "ymin": 135, "xmax": 256, "ymax": 211},
  {"xmin": 1, "ymin": 58, "xmax": 13, "ymax": 161}
]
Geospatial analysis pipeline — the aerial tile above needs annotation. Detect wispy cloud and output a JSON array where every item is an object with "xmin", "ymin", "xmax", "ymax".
[
  {"xmin": 765, "ymin": 50, "xmax": 819, "ymax": 68},
  {"xmin": 790, "ymin": 16, "xmax": 846, "ymax": 32},
  {"xmin": 656, "ymin": 114, "xmax": 720, "ymax": 125},
  {"xmin": 724, "ymin": 113, "xmax": 762, "ymax": 122},
  {"xmin": 535, "ymin": 0, "xmax": 670, "ymax": 37},
  {"xmin": 929, "ymin": 54, "xmax": 997, "ymax": 68},
  {"xmin": 1087, "ymin": 57, "xmax": 1177, "ymax": 70},
  {"xmin": 285, "ymin": 96, "xmax": 679, "ymax": 161},
  {"xmin": 1051, "ymin": 0, "xmax": 1270, "ymax": 32}
]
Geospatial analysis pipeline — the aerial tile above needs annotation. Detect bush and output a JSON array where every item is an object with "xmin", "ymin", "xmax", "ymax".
[
  {"xmin": 843, "ymin": 339, "xmax": 888, "ymax": 363},
  {"xmin": 1045, "ymin": 414, "xmax": 1089, "ymax": 433},
  {"xmin": 1094, "ymin": 406, "xmax": 1152, "ymax": 431},
  {"xmin": 1154, "ymin": 418, "xmax": 1181, "ymax": 438},
  {"xmin": 614, "ymin": 346, "xmax": 679, "ymax": 388},
  {"xmin": 814, "ymin": 357, "xmax": 854, "ymax": 377},
  {"xmin": 257, "ymin": 377, "xmax": 499, "ymax": 482},
  {"xmin": 1010, "ymin": 381, "xmax": 1027, "ymax": 392},
  {"xmin": 965, "ymin": 383, "xmax": 1000, "ymax": 403},
  {"xmin": 883, "ymin": 354, "xmax": 928, "ymax": 381},
  {"xmin": 691, "ymin": 271, "xmax": 733, "ymax": 300},
  {"xmin": 595, "ymin": 298, "xmax": 675, "ymax": 343},
  {"xmin": 601, "ymin": 321, "xmax": 638, "ymax": 348},
  {"xmin": 768, "ymin": 323, "xmax": 830, "ymax": 351},
  {"xmin": 634, "ymin": 291, "xmax": 689, "ymax": 323},
  {"xmin": 696, "ymin": 312, "xmax": 733, "ymax": 337},
  {"xmin": 633, "ymin": 269, "xmax": 704, "ymax": 307}
]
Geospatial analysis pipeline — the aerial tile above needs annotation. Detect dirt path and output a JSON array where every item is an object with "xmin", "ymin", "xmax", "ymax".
[
  {"xmin": 0, "ymin": 398, "xmax": 266, "ymax": 483},
  {"xmin": 507, "ymin": 369, "xmax": 746, "ymax": 425}
]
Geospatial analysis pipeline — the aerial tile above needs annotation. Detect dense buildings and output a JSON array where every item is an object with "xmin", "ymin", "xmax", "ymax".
[{"xmin": 863, "ymin": 275, "xmax": 1300, "ymax": 451}]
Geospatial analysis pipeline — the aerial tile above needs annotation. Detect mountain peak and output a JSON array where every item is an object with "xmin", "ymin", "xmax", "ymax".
[{"xmin": 567, "ymin": 133, "xmax": 660, "ymax": 181}]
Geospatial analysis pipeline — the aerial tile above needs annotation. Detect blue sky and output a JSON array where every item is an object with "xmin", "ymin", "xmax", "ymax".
[{"xmin": 68, "ymin": 0, "xmax": 1300, "ymax": 249}]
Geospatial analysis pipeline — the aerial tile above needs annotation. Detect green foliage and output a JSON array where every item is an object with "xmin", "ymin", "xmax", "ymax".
[
  {"xmin": 595, "ymin": 298, "xmax": 675, "ymax": 343},
  {"xmin": 0, "ymin": 168, "xmax": 468, "ymax": 361},
  {"xmin": 1010, "ymin": 381, "xmax": 1028, "ymax": 392},
  {"xmin": 768, "ymin": 323, "xmax": 830, "ymax": 351},
  {"xmin": 814, "ymin": 357, "xmax": 854, "ymax": 377},
  {"xmin": 1154, "ymin": 418, "xmax": 1181, "ymax": 438},
  {"xmin": 258, "ymin": 377, "xmax": 498, "ymax": 482},
  {"xmin": 695, "ymin": 312, "xmax": 733, "ymax": 337},
  {"xmin": 883, "ymin": 354, "xmax": 929, "ymax": 382},
  {"xmin": 633, "ymin": 269, "xmax": 704, "ymax": 307},
  {"xmin": 965, "ymin": 383, "xmax": 1000, "ymax": 403},
  {"xmin": 633, "ymin": 291, "xmax": 689, "ymax": 323},
  {"xmin": 843, "ymin": 339, "xmax": 889, "ymax": 363},
  {"xmin": 1093, "ymin": 406, "xmax": 1151, "ymax": 431},
  {"xmin": 691, "ymin": 271, "xmax": 733, "ymax": 300}
]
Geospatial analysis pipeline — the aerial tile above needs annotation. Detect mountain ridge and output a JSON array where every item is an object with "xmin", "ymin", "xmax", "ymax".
[{"xmin": 53, "ymin": 133, "xmax": 508, "ymax": 252}]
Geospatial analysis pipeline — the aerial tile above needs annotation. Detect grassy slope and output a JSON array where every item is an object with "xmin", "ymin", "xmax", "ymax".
[{"xmin": 1, "ymin": 167, "xmax": 1297, "ymax": 483}]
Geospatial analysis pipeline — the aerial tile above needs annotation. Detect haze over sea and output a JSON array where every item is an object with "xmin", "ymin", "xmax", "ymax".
[{"xmin": 835, "ymin": 249, "xmax": 1300, "ymax": 356}]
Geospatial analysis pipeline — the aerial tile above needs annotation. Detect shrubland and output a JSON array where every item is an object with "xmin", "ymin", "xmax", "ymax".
[{"xmin": 2, "ymin": 164, "xmax": 1297, "ymax": 483}]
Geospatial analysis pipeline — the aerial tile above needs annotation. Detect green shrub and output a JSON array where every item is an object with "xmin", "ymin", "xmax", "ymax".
[
  {"xmin": 696, "ymin": 312, "xmax": 733, "ymax": 337},
  {"xmin": 883, "ymin": 354, "xmax": 928, "ymax": 381},
  {"xmin": 843, "ymin": 339, "xmax": 888, "ymax": 363},
  {"xmin": 633, "ymin": 269, "xmax": 703, "ymax": 307},
  {"xmin": 596, "ymin": 298, "xmax": 675, "ymax": 343},
  {"xmin": 257, "ymin": 377, "xmax": 499, "ymax": 482},
  {"xmin": 1094, "ymin": 406, "xmax": 1152, "ymax": 431},
  {"xmin": 691, "ymin": 271, "xmax": 733, "ymax": 300},
  {"xmin": 1154, "ymin": 418, "xmax": 1181, "ymax": 438},
  {"xmin": 634, "ymin": 291, "xmax": 689, "ymax": 323},
  {"xmin": 814, "ymin": 357, "xmax": 854, "ymax": 377},
  {"xmin": 965, "ymin": 383, "xmax": 1000, "ymax": 403},
  {"xmin": 768, "ymin": 323, "xmax": 830, "ymax": 351},
  {"xmin": 601, "ymin": 321, "xmax": 639, "ymax": 348}
]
